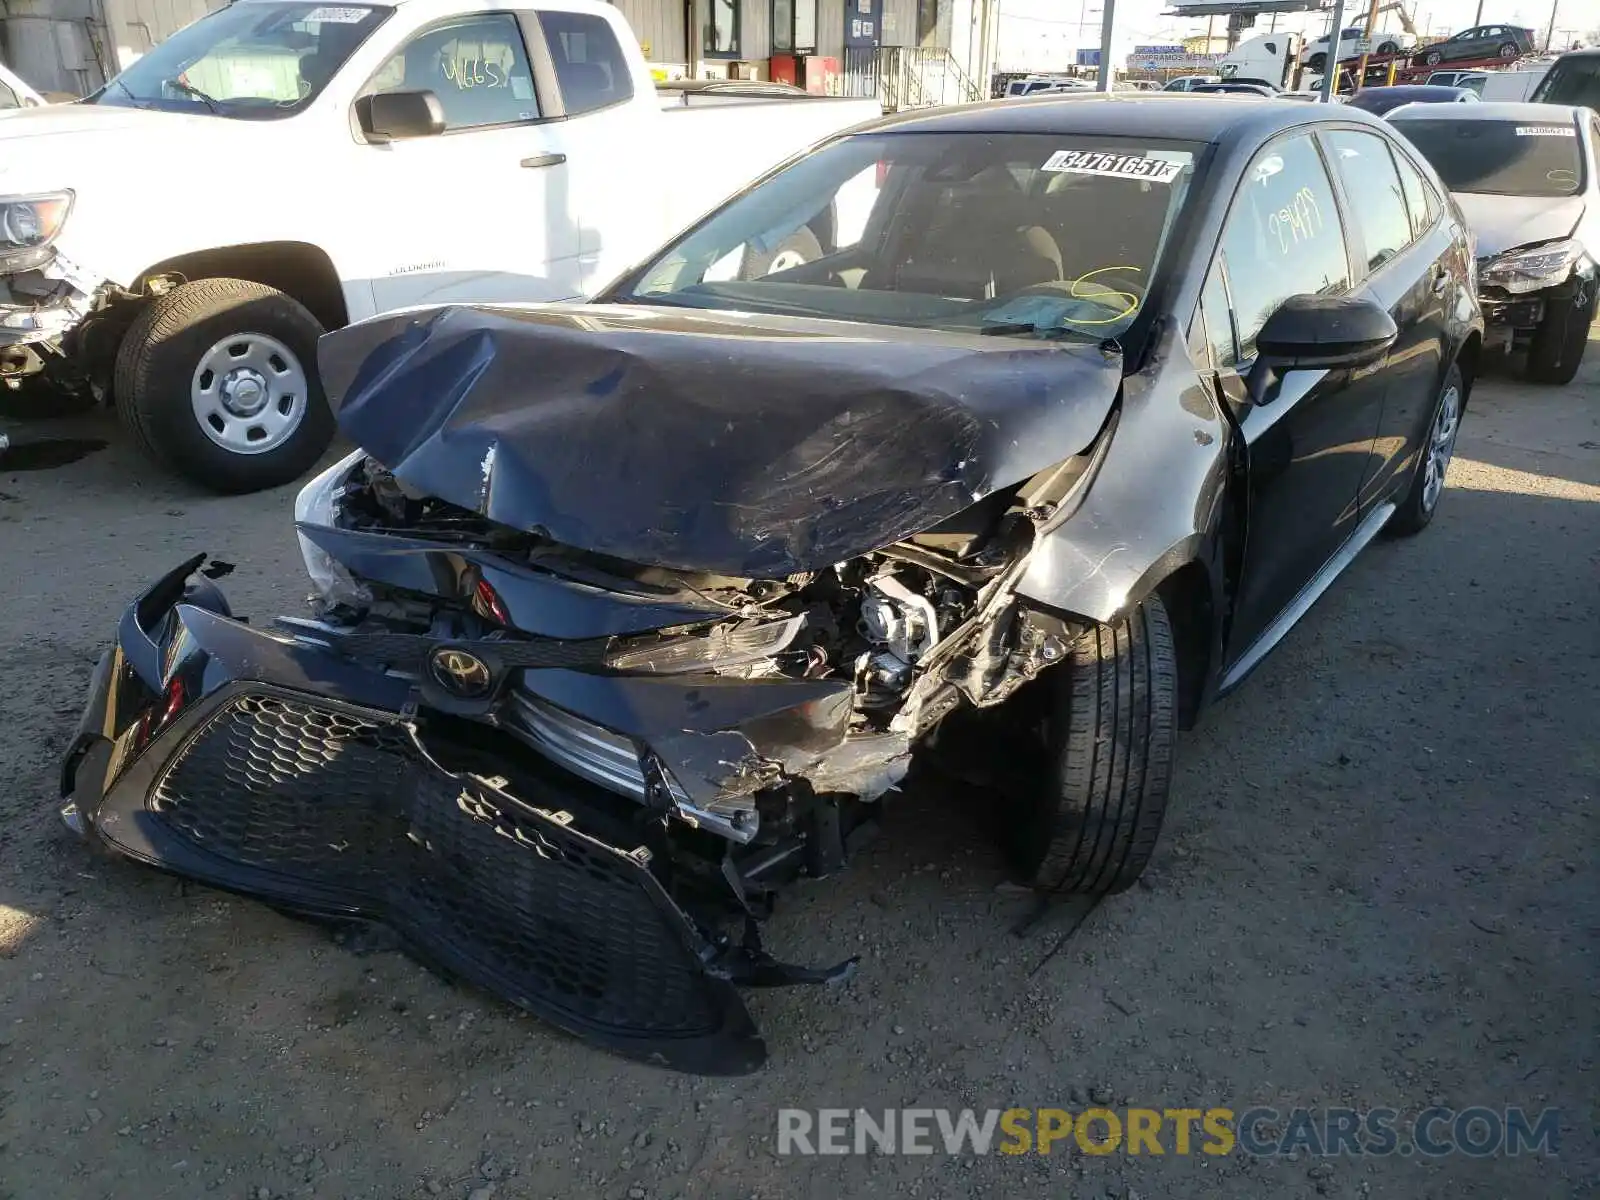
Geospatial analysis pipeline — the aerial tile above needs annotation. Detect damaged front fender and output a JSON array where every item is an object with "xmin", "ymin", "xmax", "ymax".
[{"xmin": 1016, "ymin": 322, "xmax": 1232, "ymax": 626}]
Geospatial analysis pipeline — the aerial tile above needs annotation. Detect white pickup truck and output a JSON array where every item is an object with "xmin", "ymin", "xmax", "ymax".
[{"xmin": 0, "ymin": 0, "xmax": 880, "ymax": 491}]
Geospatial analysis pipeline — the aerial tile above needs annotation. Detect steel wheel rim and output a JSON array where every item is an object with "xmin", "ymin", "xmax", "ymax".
[
  {"xmin": 768, "ymin": 249, "xmax": 809, "ymax": 272},
  {"xmin": 1421, "ymin": 383, "xmax": 1460, "ymax": 514},
  {"xmin": 190, "ymin": 332, "xmax": 307, "ymax": 455}
]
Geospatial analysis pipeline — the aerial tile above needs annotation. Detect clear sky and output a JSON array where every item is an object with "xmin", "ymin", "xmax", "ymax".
[{"xmin": 992, "ymin": 0, "xmax": 1596, "ymax": 70}]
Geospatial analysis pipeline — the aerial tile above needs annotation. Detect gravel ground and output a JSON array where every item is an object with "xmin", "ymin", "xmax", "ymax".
[{"xmin": 0, "ymin": 336, "xmax": 1595, "ymax": 1200}]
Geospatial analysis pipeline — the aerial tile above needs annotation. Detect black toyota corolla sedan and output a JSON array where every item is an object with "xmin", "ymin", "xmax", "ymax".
[{"xmin": 61, "ymin": 96, "xmax": 1482, "ymax": 1074}]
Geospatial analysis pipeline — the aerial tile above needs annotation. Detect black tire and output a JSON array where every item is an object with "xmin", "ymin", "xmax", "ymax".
[
  {"xmin": 0, "ymin": 375, "xmax": 95, "ymax": 420},
  {"xmin": 740, "ymin": 227, "xmax": 823, "ymax": 280},
  {"xmin": 1497, "ymin": 41, "xmax": 1517, "ymax": 58},
  {"xmin": 1424, "ymin": 49, "xmax": 1443, "ymax": 65},
  {"xmin": 1005, "ymin": 595, "xmax": 1177, "ymax": 895},
  {"xmin": 1525, "ymin": 288, "xmax": 1594, "ymax": 386},
  {"xmin": 113, "ymin": 278, "xmax": 333, "ymax": 494},
  {"xmin": 1308, "ymin": 53, "xmax": 1327, "ymax": 71},
  {"xmin": 1378, "ymin": 40, "xmax": 1399, "ymax": 55},
  {"xmin": 1388, "ymin": 362, "xmax": 1465, "ymax": 537}
]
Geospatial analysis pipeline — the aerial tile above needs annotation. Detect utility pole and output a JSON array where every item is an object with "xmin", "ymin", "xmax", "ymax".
[
  {"xmin": 1473, "ymin": 0, "xmax": 1483, "ymax": 23},
  {"xmin": 1096, "ymin": 0, "xmax": 1116, "ymax": 88},
  {"xmin": 1542, "ymin": 0, "xmax": 1559, "ymax": 52},
  {"xmin": 1320, "ymin": 0, "xmax": 1346, "ymax": 101}
]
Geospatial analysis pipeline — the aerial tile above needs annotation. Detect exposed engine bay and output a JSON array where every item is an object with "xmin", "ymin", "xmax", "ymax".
[{"xmin": 313, "ymin": 448, "xmax": 1093, "ymax": 868}]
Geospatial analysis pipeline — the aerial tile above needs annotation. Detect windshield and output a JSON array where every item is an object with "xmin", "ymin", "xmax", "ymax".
[
  {"xmin": 90, "ymin": 2, "xmax": 392, "ymax": 119},
  {"xmin": 615, "ymin": 132, "xmax": 1200, "ymax": 345},
  {"xmin": 1392, "ymin": 119, "xmax": 1583, "ymax": 196},
  {"xmin": 1532, "ymin": 57, "xmax": 1600, "ymax": 112}
]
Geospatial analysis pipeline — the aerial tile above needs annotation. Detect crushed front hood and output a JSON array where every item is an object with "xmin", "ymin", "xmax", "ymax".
[
  {"xmin": 319, "ymin": 303, "xmax": 1123, "ymax": 577},
  {"xmin": 1454, "ymin": 192, "xmax": 1585, "ymax": 261}
]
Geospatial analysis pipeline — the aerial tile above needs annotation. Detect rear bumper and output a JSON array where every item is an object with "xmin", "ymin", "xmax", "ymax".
[{"xmin": 61, "ymin": 557, "xmax": 765, "ymax": 1074}]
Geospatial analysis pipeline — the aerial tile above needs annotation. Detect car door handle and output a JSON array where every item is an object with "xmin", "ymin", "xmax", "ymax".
[
  {"xmin": 1429, "ymin": 268, "xmax": 1449, "ymax": 297},
  {"xmin": 520, "ymin": 152, "xmax": 566, "ymax": 170}
]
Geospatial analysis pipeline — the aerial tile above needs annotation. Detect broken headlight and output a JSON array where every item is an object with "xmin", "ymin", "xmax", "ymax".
[
  {"xmin": 294, "ymin": 450, "xmax": 372, "ymax": 612},
  {"xmin": 1480, "ymin": 238, "xmax": 1582, "ymax": 295},
  {"xmin": 605, "ymin": 615, "xmax": 805, "ymax": 675},
  {"xmin": 0, "ymin": 191, "xmax": 73, "ymax": 273}
]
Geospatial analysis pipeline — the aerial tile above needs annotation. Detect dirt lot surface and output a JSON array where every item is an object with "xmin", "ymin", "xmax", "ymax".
[{"xmin": 0, "ymin": 336, "xmax": 1595, "ymax": 1200}]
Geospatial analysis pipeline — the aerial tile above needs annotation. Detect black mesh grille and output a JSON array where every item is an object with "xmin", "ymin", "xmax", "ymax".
[
  {"xmin": 144, "ymin": 692, "xmax": 733, "ymax": 1047},
  {"xmin": 153, "ymin": 695, "xmax": 413, "ymax": 884},
  {"xmin": 403, "ymin": 776, "xmax": 713, "ymax": 1034}
]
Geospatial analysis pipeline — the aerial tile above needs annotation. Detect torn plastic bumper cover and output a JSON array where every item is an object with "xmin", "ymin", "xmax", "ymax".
[
  {"xmin": 59, "ymin": 556, "xmax": 775, "ymax": 1074},
  {"xmin": 0, "ymin": 250, "xmax": 98, "ymax": 349}
]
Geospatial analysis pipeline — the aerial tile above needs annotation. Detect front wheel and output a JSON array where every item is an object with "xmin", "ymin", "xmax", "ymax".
[
  {"xmin": 1307, "ymin": 52, "xmax": 1327, "ymax": 71},
  {"xmin": 1498, "ymin": 41, "xmax": 1518, "ymax": 58},
  {"xmin": 740, "ymin": 227, "xmax": 823, "ymax": 280},
  {"xmin": 1388, "ymin": 362, "xmax": 1464, "ymax": 537},
  {"xmin": 114, "ymin": 278, "xmax": 333, "ymax": 494},
  {"xmin": 1525, "ymin": 287, "xmax": 1594, "ymax": 385},
  {"xmin": 1377, "ymin": 40, "xmax": 1399, "ymax": 55},
  {"xmin": 1424, "ymin": 49, "xmax": 1443, "ymax": 65},
  {"xmin": 1004, "ymin": 595, "xmax": 1177, "ymax": 895}
]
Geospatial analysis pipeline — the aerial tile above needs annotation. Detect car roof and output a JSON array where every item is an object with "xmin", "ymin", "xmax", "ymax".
[
  {"xmin": 1359, "ymin": 85, "xmax": 1466, "ymax": 97},
  {"xmin": 1384, "ymin": 100, "xmax": 1584, "ymax": 123},
  {"xmin": 858, "ymin": 92, "xmax": 1392, "ymax": 144}
]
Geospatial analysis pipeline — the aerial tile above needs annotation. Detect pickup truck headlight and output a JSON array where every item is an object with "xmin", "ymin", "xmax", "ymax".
[
  {"xmin": 1479, "ymin": 238, "xmax": 1582, "ymax": 295},
  {"xmin": 0, "ymin": 191, "xmax": 73, "ymax": 272}
]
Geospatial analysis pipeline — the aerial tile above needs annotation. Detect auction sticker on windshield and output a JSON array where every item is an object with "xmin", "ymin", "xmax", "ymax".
[
  {"xmin": 1042, "ymin": 151, "xmax": 1183, "ymax": 183},
  {"xmin": 1515, "ymin": 126, "xmax": 1575, "ymax": 137},
  {"xmin": 304, "ymin": 6, "xmax": 371, "ymax": 22}
]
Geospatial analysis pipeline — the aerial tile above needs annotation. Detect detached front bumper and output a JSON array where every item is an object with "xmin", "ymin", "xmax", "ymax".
[
  {"xmin": 0, "ymin": 252, "xmax": 97, "ymax": 354},
  {"xmin": 60, "ymin": 557, "xmax": 767, "ymax": 1074}
]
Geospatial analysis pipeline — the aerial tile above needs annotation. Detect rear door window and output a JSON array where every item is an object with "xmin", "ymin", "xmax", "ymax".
[
  {"xmin": 537, "ymin": 10, "xmax": 634, "ymax": 115},
  {"xmin": 1391, "ymin": 148, "xmax": 1437, "ymax": 237},
  {"xmin": 1325, "ymin": 129, "xmax": 1414, "ymax": 271}
]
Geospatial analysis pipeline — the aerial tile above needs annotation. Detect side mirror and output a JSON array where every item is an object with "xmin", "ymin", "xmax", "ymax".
[
  {"xmin": 357, "ymin": 90, "xmax": 446, "ymax": 141},
  {"xmin": 1244, "ymin": 294, "xmax": 1397, "ymax": 404},
  {"xmin": 1245, "ymin": 293, "xmax": 1397, "ymax": 405}
]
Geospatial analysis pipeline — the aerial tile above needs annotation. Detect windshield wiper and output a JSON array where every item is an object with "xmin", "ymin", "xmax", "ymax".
[
  {"xmin": 165, "ymin": 78, "xmax": 221, "ymax": 113},
  {"xmin": 101, "ymin": 78, "xmax": 150, "ymax": 109},
  {"xmin": 978, "ymin": 322, "xmax": 1076, "ymax": 339}
]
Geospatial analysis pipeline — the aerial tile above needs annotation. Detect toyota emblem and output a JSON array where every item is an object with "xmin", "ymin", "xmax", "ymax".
[{"xmin": 428, "ymin": 646, "xmax": 494, "ymax": 699}]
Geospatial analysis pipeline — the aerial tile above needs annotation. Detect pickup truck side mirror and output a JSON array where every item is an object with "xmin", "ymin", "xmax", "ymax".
[
  {"xmin": 357, "ymin": 90, "xmax": 447, "ymax": 142},
  {"xmin": 1245, "ymin": 293, "xmax": 1397, "ymax": 404}
]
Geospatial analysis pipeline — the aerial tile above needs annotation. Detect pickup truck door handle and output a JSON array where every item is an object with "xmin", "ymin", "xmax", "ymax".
[
  {"xmin": 520, "ymin": 152, "xmax": 567, "ymax": 170},
  {"xmin": 1429, "ymin": 266, "xmax": 1449, "ymax": 297}
]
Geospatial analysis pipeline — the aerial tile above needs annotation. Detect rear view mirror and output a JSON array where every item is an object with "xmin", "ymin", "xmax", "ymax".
[{"xmin": 357, "ymin": 90, "xmax": 446, "ymax": 141}]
